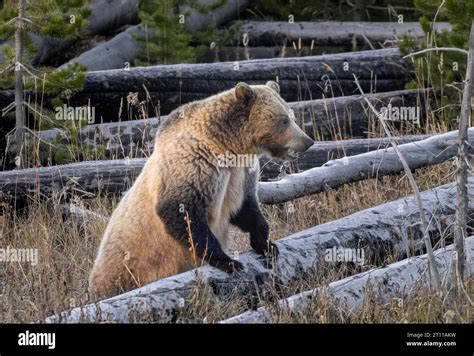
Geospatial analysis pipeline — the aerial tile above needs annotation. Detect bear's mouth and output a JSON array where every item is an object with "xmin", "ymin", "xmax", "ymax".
[{"xmin": 265, "ymin": 146, "xmax": 299, "ymax": 162}]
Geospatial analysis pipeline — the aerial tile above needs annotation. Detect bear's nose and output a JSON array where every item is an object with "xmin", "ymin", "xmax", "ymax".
[{"xmin": 304, "ymin": 137, "xmax": 314, "ymax": 151}]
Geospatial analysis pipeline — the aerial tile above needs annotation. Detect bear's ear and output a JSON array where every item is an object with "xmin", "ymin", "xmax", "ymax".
[
  {"xmin": 235, "ymin": 82, "xmax": 254, "ymax": 104},
  {"xmin": 266, "ymin": 80, "xmax": 280, "ymax": 94}
]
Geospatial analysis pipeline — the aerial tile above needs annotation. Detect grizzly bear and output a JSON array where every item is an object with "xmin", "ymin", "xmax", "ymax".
[{"xmin": 89, "ymin": 81, "xmax": 314, "ymax": 298}]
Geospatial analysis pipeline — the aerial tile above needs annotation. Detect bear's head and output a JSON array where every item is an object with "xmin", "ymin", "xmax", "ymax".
[{"xmin": 235, "ymin": 81, "xmax": 314, "ymax": 161}]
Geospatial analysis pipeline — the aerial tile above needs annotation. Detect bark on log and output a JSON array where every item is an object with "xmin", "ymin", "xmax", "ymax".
[
  {"xmin": 44, "ymin": 178, "xmax": 474, "ymax": 323},
  {"xmin": 200, "ymin": 46, "xmax": 280, "ymax": 62},
  {"xmin": 237, "ymin": 21, "xmax": 451, "ymax": 47},
  {"xmin": 65, "ymin": 48, "xmax": 412, "ymax": 119},
  {"xmin": 62, "ymin": 0, "xmax": 249, "ymax": 71},
  {"xmin": 220, "ymin": 237, "xmax": 474, "ymax": 323},
  {"xmin": 35, "ymin": 89, "xmax": 426, "ymax": 158},
  {"xmin": 0, "ymin": 129, "xmax": 469, "ymax": 205}
]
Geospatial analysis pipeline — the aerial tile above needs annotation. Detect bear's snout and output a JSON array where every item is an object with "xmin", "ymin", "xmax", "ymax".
[
  {"xmin": 292, "ymin": 135, "xmax": 314, "ymax": 153},
  {"xmin": 287, "ymin": 121, "xmax": 314, "ymax": 153}
]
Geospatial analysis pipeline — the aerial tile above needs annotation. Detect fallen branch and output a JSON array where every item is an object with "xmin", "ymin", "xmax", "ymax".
[
  {"xmin": 0, "ymin": 129, "xmax": 470, "ymax": 205},
  {"xmin": 220, "ymin": 237, "xmax": 474, "ymax": 323},
  {"xmin": 44, "ymin": 178, "xmax": 474, "ymax": 323},
  {"xmin": 403, "ymin": 47, "xmax": 468, "ymax": 59}
]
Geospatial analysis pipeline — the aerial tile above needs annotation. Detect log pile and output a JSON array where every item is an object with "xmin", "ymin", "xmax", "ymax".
[
  {"xmin": 66, "ymin": 48, "xmax": 412, "ymax": 120},
  {"xmin": 44, "ymin": 178, "xmax": 474, "ymax": 323},
  {"xmin": 0, "ymin": 128, "xmax": 467, "ymax": 205},
  {"xmin": 1, "ymin": 49, "xmax": 413, "ymax": 123}
]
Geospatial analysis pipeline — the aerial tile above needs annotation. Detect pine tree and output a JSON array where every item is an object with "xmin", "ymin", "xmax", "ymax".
[
  {"xmin": 0, "ymin": 0, "xmax": 90, "ymax": 167},
  {"xmin": 400, "ymin": 0, "xmax": 474, "ymax": 127},
  {"xmin": 134, "ymin": 0, "xmax": 226, "ymax": 66}
]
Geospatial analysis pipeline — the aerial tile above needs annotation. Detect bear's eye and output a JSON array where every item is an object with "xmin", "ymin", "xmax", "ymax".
[{"xmin": 279, "ymin": 117, "xmax": 289, "ymax": 125}]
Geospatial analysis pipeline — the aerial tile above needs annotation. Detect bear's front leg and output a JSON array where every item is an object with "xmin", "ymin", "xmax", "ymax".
[
  {"xmin": 230, "ymin": 195, "xmax": 279, "ymax": 260},
  {"xmin": 156, "ymin": 192, "xmax": 243, "ymax": 274}
]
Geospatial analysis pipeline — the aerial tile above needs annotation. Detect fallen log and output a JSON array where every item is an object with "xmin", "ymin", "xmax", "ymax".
[
  {"xmin": 62, "ymin": 0, "xmax": 250, "ymax": 71},
  {"xmin": 258, "ymin": 128, "xmax": 474, "ymax": 204},
  {"xmin": 85, "ymin": 0, "xmax": 139, "ymax": 36},
  {"xmin": 237, "ymin": 21, "xmax": 451, "ymax": 48},
  {"xmin": 220, "ymin": 237, "xmax": 474, "ymax": 323},
  {"xmin": 44, "ymin": 178, "xmax": 474, "ymax": 323},
  {"xmin": 262, "ymin": 135, "xmax": 429, "ymax": 180},
  {"xmin": 35, "ymin": 89, "xmax": 426, "ymax": 158},
  {"xmin": 0, "ymin": 129, "xmax": 469, "ymax": 205},
  {"xmin": 60, "ymin": 24, "xmax": 150, "ymax": 72},
  {"xmin": 183, "ymin": 0, "xmax": 249, "ymax": 33},
  {"xmin": 66, "ymin": 48, "xmax": 412, "ymax": 119}
]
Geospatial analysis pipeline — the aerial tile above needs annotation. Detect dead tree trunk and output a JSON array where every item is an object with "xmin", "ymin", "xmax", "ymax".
[
  {"xmin": 220, "ymin": 237, "xmax": 474, "ymax": 323},
  {"xmin": 44, "ymin": 178, "xmax": 474, "ymax": 323},
  {"xmin": 13, "ymin": 0, "xmax": 25, "ymax": 168},
  {"xmin": 0, "ymin": 129, "xmax": 469, "ymax": 205},
  {"xmin": 454, "ymin": 22, "xmax": 474, "ymax": 281}
]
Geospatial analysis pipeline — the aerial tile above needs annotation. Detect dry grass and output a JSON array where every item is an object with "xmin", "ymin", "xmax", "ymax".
[
  {"xmin": 1, "ymin": 160, "xmax": 470, "ymax": 324},
  {"xmin": 266, "ymin": 279, "xmax": 474, "ymax": 323}
]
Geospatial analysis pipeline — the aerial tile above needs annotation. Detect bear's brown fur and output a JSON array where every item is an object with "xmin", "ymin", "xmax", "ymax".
[{"xmin": 89, "ymin": 81, "xmax": 313, "ymax": 298}]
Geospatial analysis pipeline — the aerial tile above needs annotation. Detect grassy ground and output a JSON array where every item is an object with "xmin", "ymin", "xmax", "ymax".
[{"xmin": 1, "ymin": 160, "xmax": 472, "ymax": 323}]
